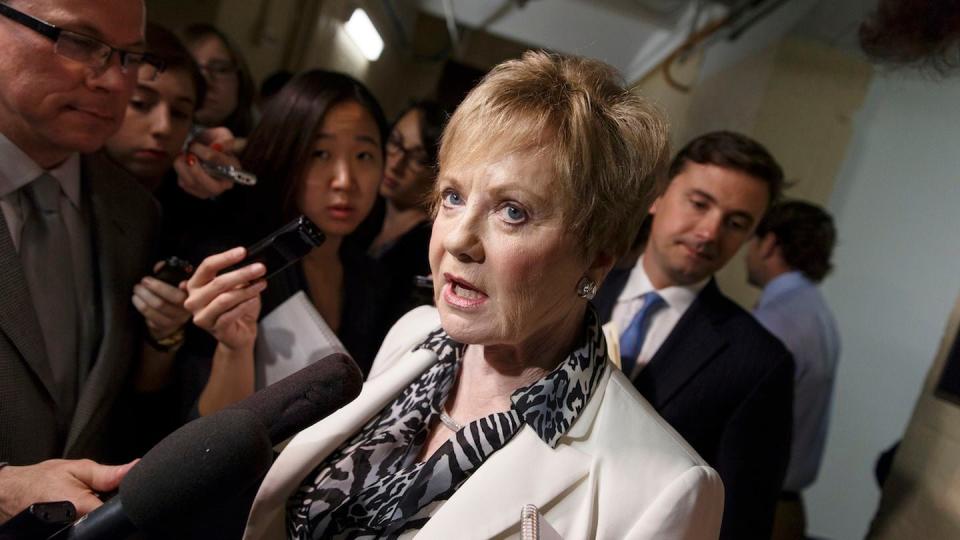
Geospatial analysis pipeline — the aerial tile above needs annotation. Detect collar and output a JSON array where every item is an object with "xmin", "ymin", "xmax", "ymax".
[
  {"xmin": 0, "ymin": 132, "xmax": 82, "ymax": 208},
  {"xmin": 617, "ymin": 255, "xmax": 709, "ymax": 313},
  {"xmin": 414, "ymin": 307, "xmax": 608, "ymax": 448},
  {"xmin": 757, "ymin": 270, "xmax": 813, "ymax": 309}
]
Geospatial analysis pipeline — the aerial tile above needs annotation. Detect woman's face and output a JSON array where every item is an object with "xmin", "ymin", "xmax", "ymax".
[
  {"xmin": 104, "ymin": 66, "xmax": 197, "ymax": 182},
  {"xmin": 430, "ymin": 150, "xmax": 596, "ymax": 349},
  {"xmin": 297, "ymin": 100, "xmax": 383, "ymax": 239},
  {"xmin": 190, "ymin": 35, "xmax": 239, "ymax": 126},
  {"xmin": 381, "ymin": 109, "xmax": 435, "ymax": 209}
]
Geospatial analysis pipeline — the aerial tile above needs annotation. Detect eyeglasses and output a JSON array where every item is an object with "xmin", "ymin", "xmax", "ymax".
[
  {"xmin": 199, "ymin": 59, "xmax": 238, "ymax": 79},
  {"xmin": 0, "ymin": 3, "xmax": 166, "ymax": 81},
  {"xmin": 386, "ymin": 132, "xmax": 431, "ymax": 172}
]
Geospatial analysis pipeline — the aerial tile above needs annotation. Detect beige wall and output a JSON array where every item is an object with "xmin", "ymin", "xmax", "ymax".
[
  {"xmin": 145, "ymin": 0, "xmax": 305, "ymax": 89},
  {"xmin": 295, "ymin": 2, "xmax": 533, "ymax": 118},
  {"xmin": 294, "ymin": 0, "xmax": 435, "ymax": 117},
  {"xmin": 633, "ymin": 36, "xmax": 872, "ymax": 308},
  {"xmin": 147, "ymin": 1, "xmax": 565, "ymax": 119},
  {"xmin": 631, "ymin": 48, "xmax": 706, "ymax": 151},
  {"xmin": 212, "ymin": 0, "xmax": 306, "ymax": 84}
]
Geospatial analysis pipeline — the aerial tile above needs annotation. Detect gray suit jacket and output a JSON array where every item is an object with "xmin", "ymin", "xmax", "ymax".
[{"xmin": 0, "ymin": 152, "xmax": 159, "ymax": 464}]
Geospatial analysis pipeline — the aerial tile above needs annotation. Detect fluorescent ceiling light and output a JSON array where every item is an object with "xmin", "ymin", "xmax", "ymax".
[{"xmin": 344, "ymin": 8, "xmax": 384, "ymax": 61}]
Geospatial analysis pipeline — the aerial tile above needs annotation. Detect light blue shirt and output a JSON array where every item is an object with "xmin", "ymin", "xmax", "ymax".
[{"xmin": 753, "ymin": 271, "xmax": 840, "ymax": 492}]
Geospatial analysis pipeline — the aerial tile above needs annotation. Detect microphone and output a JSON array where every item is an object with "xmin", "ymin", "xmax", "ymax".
[
  {"xmin": 229, "ymin": 352, "xmax": 363, "ymax": 445},
  {"xmin": 60, "ymin": 353, "xmax": 363, "ymax": 539},
  {"xmin": 61, "ymin": 408, "xmax": 272, "ymax": 540}
]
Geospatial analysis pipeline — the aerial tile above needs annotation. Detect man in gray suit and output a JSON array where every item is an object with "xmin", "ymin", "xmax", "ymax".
[{"xmin": 0, "ymin": 0, "xmax": 161, "ymax": 522}]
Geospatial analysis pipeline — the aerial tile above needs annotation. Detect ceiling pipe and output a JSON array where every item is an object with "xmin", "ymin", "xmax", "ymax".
[{"xmin": 441, "ymin": 0, "xmax": 462, "ymax": 56}]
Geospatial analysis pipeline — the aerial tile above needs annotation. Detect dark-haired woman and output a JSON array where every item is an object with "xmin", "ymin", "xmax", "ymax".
[
  {"xmin": 369, "ymin": 101, "xmax": 446, "ymax": 323},
  {"xmin": 181, "ymin": 23, "xmax": 256, "ymax": 137},
  {"xmin": 183, "ymin": 71, "xmax": 391, "ymax": 416}
]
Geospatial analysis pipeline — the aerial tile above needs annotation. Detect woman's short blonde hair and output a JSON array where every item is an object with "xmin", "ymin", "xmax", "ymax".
[{"xmin": 437, "ymin": 50, "xmax": 670, "ymax": 259}]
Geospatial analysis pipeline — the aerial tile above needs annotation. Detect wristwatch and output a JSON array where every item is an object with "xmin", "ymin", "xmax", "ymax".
[{"xmin": 145, "ymin": 327, "xmax": 186, "ymax": 352}]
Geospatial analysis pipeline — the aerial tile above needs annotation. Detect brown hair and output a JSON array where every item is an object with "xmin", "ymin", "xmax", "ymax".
[
  {"xmin": 145, "ymin": 22, "xmax": 205, "ymax": 109},
  {"xmin": 755, "ymin": 200, "xmax": 836, "ymax": 282},
  {"xmin": 668, "ymin": 130, "xmax": 784, "ymax": 207},
  {"xmin": 437, "ymin": 50, "xmax": 670, "ymax": 259},
  {"xmin": 860, "ymin": 0, "xmax": 960, "ymax": 74},
  {"xmin": 181, "ymin": 23, "xmax": 255, "ymax": 136},
  {"xmin": 395, "ymin": 99, "xmax": 447, "ymax": 170}
]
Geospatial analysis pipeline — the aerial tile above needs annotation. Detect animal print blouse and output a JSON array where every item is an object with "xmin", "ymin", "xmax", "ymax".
[{"xmin": 286, "ymin": 308, "xmax": 607, "ymax": 539}]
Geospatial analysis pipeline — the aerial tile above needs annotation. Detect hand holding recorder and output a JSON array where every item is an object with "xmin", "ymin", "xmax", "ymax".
[
  {"xmin": 185, "ymin": 216, "xmax": 325, "ymax": 351},
  {"xmin": 132, "ymin": 258, "xmax": 193, "ymax": 345},
  {"xmin": 175, "ymin": 126, "xmax": 254, "ymax": 200}
]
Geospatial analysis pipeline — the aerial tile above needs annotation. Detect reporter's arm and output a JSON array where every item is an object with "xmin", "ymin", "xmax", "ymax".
[
  {"xmin": 132, "ymin": 269, "xmax": 191, "ymax": 392},
  {"xmin": 184, "ymin": 247, "xmax": 267, "ymax": 415}
]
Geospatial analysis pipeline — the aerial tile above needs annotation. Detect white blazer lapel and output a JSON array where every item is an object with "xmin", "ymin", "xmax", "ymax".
[
  {"xmin": 244, "ymin": 348, "xmax": 439, "ymax": 540},
  {"xmin": 416, "ymin": 426, "xmax": 592, "ymax": 539}
]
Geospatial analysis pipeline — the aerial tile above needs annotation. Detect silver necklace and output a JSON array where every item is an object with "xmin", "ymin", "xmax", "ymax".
[{"xmin": 439, "ymin": 409, "xmax": 463, "ymax": 432}]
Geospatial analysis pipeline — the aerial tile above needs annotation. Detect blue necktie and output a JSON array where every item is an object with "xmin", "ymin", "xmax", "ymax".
[{"xmin": 619, "ymin": 292, "xmax": 666, "ymax": 376}]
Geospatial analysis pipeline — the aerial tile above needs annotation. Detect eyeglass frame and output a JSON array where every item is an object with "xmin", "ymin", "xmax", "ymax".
[
  {"xmin": 0, "ymin": 2, "xmax": 166, "ymax": 81},
  {"xmin": 386, "ymin": 131, "xmax": 432, "ymax": 172},
  {"xmin": 199, "ymin": 59, "xmax": 239, "ymax": 79}
]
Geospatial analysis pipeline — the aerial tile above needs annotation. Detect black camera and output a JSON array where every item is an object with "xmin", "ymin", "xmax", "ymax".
[{"xmin": 153, "ymin": 256, "xmax": 195, "ymax": 286}]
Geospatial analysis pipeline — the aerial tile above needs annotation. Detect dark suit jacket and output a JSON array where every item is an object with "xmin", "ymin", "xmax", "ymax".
[
  {"xmin": 0, "ymin": 153, "xmax": 159, "ymax": 465},
  {"xmin": 594, "ymin": 277, "xmax": 794, "ymax": 540}
]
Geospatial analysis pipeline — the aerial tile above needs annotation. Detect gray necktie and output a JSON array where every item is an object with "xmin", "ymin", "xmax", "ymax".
[{"xmin": 19, "ymin": 174, "xmax": 79, "ymax": 423}]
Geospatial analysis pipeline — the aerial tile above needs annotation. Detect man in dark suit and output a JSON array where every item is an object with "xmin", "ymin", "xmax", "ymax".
[
  {"xmin": 594, "ymin": 131, "xmax": 794, "ymax": 539},
  {"xmin": 0, "ymin": 0, "xmax": 161, "ymax": 522}
]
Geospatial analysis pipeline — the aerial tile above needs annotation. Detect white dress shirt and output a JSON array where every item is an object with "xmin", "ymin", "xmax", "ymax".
[{"xmin": 609, "ymin": 256, "xmax": 709, "ymax": 379}]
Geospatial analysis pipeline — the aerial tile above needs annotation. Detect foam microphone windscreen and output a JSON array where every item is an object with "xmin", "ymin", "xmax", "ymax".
[
  {"xmin": 119, "ymin": 408, "xmax": 273, "ymax": 537},
  {"xmin": 228, "ymin": 352, "xmax": 364, "ymax": 445}
]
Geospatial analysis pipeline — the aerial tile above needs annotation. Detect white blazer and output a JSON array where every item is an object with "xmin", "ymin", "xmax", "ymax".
[{"xmin": 243, "ymin": 306, "xmax": 724, "ymax": 539}]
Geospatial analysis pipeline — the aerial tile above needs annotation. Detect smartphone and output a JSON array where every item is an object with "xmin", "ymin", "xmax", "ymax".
[
  {"xmin": 0, "ymin": 501, "xmax": 76, "ymax": 539},
  {"xmin": 153, "ymin": 256, "xmax": 195, "ymax": 286},
  {"xmin": 223, "ymin": 215, "xmax": 325, "ymax": 280}
]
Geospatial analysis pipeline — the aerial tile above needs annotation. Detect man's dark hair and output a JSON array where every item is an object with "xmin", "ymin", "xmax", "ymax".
[
  {"xmin": 668, "ymin": 131, "xmax": 784, "ymax": 206},
  {"xmin": 860, "ymin": 0, "xmax": 960, "ymax": 74},
  {"xmin": 755, "ymin": 200, "xmax": 836, "ymax": 283}
]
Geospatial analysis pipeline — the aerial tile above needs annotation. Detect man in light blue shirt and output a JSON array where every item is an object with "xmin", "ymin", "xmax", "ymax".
[{"xmin": 746, "ymin": 200, "xmax": 840, "ymax": 540}]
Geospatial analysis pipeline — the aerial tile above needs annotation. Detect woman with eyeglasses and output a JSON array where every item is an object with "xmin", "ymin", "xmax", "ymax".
[
  {"xmin": 369, "ymin": 101, "xmax": 447, "ymax": 322},
  {"xmin": 181, "ymin": 23, "xmax": 255, "ymax": 136},
  {"xmin": 171, "ymin": 25, "xmax": 258, "ymax": 228}
]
